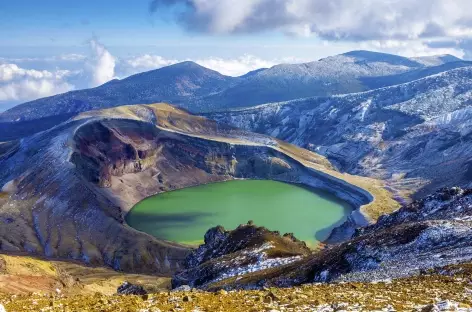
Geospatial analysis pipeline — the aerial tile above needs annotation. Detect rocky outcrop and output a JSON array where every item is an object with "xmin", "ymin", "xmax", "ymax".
[
  {"xmin": 172, "ymin": 223, "xmax": 312, "ymax": 289},
  {"xmin": 278, "ymin": 188, "xmax": 472, "ymax": 285},
  {"xmin": 171, "ymin": 188, "xmax": 472, "ymax": 290},
  {"xmin": 358, "ymin": 187, "xmax": 472, "ymax": 235},
  {"xmin": 0, "ymin": 103, "xmax": 374, "ymax": 274},
  {"xmin": 117, "ymin": 282, "xmax": 147, "ymax": 296}
]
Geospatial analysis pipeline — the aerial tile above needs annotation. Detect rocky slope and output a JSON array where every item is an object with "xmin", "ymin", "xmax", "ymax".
[
  {"xmin": 210, "ymin": 66, "xmax": 472, "ymax": 198},
  {"xmin": 0, "ymin": 103, "xmax": 383, "ymax": 275},
  {"xmin": 170, "ymin": 188, "xmax": 472, "ymax": 292},
  {"xmin": 172, "ymin": 223, "xmax": 312, "ymax": 290},
  {"xmin": 2, "ymin": 270, "xmax": 472, "ymax": 311},
  {"xmin": 1, "ymin": 51, "xmax": 469, "ymax": 141}
]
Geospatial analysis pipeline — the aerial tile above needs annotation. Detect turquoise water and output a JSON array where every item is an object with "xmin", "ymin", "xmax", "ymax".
[{"xmin": 126, "ymin": 180, "xmax": 352, "ymax": 246}]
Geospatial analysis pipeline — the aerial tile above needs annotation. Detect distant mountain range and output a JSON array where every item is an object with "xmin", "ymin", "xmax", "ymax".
[
  {"xmin": 2, "ymin": 49, "xmax": 472, "ymax": 197},
  {"xmin": 1, "ymin": 50, "xmax": 469, "ymax": 139},
  {"xmin": 200, "ymin": 51, "xmax": 467, "ymax": 110}
]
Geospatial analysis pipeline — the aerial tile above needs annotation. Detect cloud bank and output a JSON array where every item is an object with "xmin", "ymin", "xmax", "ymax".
[
  {"xmin": 123, "ymin": 54, "xmax": 296, "ymax": 77},
  {"xmin": 0, "ymin": 40, "xmax": 120, "ymax": 111},
  {"xmin": 149, "ymin": 0, "xmax": 472, "ymax": 40},
  {"xmin": 195, "ymin": 55, "xmax": 279, "ymax": 76},
  {"xmin": 149, "ymin": 0, "xmax": 472, "ymax": 57},
  {"xmin": 0, "ymin": 63, "xmax": 75, "ymax": 105}
]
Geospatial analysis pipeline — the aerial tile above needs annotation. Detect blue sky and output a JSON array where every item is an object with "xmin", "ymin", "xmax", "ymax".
[
  {"xmin": 0, "ymin": 0, "xmax": 185, "ymax": 56},
  {"xmin": 0, "ymin": 0, "xmax": 471, "ymax": 111},
  {"xmin": 0, "ymin": 0, "xmax": 330, "ymax": 60}
]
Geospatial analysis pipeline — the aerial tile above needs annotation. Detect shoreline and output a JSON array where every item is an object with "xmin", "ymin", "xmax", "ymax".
[
  {"xmin": 114, "ymin": 123, "xmax": 383, "ymax": 248},
  {"xmin": 123, "ymin": 177, "xmax": 364, "ymax": 249}
]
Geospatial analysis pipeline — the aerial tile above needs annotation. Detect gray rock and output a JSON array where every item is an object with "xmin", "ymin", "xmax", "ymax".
[
  {"xmin": 172, "ymin": 285, "xmax": 192, "ymax": 292},
  {"xmin": 117, "ymin": 281, "xmax": 147, "ymax": 296}
]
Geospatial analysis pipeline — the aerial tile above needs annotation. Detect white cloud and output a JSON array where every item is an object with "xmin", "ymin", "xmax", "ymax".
[
  {"xmin": 0, "ymin": 63, "xmax": 75, "ymax": 106},
  {"xmin": 123, "ymin": 54, "xmax": 307, "ymax": 77},
  {"xmin": 125, "ymin": 54, "xmax": 179, "ymax": 73},
  {"xmin": 151, "ymin": 0, "xmax": 472, "ymax": 40},
  {"xmin": 0, "ymin": 79, "xmax": 74, "ymax": 102},
  {"xmin": 150, "ymin": 0, "xmax": 472, "ymax": 58},
  {"xmin": 0, "ymin": 40, "xmax": 115, "ymax": 109},
  {"xmin": 88, "ymin": 40, "xmax": 116, "ymax": 86},
  {"xmin": 194, "ymin": 55, "xmax": 278, "ymax": 76},
  {"xmin": 0, "ymin": 64, "xmax": 71, "ymax": 82},
  {"xmin": 358, "ymin": 40, "xmax": 466, "ymax": 59}
]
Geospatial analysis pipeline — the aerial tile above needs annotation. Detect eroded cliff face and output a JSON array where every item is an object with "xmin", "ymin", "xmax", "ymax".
[
  {"xmin": 70, "ymin": 118, "xmax": 371, "ymax": 214},
  {"xmin": 0, "ymin": 103, "xmax": 375, "ymax": 275}
]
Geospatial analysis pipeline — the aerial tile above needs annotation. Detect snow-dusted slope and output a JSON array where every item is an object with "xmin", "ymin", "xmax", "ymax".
[
  {"xmin": 209, "ymin": 66, "xmax": 472, "ymax": 197},
  {"xmin": 412, "ymin": 54, "xmax": 462, "ymax": 66},
  {"xmin": 200, "ymin": 51, "xmax": 470, "ymax": 110},
  {"xmin": 1, "ymin": 51, "xmax": 469, "ymax": 140}
]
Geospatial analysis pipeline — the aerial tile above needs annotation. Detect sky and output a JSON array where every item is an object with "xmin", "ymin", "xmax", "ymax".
[{"xmin": 1, "ymin": 0, "xmax": 472, "ymax": 111}]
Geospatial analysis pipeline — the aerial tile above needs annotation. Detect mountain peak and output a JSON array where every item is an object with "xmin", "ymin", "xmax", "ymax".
[
  {"xmin": 412, "ymin": 54, "xmax": 463, "ymax": 66},
  {"xmin": 342, "ymin": 50, "xmax": 395, "ymax": 58},
  {"xmin": 148, "ymin": 60, "xmax": 228, "ymax": 77},
  {"xmin": 339, "ymin": 50, "xmax": 423, "ymax": 67},
  {"xmin": 164, "ymin": 60, "xmax": 216, "ymax": 72},
  {"xmin": 342, "ymin": 50, "xmax": 462, "ymax": 67},
  {"xmin": 169, "ymin": 60, "xmax": 201, "ymax": 68}
]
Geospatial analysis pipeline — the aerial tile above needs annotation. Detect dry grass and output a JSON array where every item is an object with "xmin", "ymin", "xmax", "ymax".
[
  {"xmin": 1, "ymin": 264, "xmax": 472, "ymax": 311},
  {"xmin": 0, "ymin": 254, "xmax": 170, "ymax": 296}
]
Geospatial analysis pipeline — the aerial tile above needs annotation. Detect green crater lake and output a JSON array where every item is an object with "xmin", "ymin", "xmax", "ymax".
[{"xmin": 126, "ymin": 180, "xmax": 352, "ymax": 246}]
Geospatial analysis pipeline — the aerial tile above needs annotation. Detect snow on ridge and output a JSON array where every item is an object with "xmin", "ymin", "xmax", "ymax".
[
  {"xmin": 224, "ymin": 67, "xmax": 472, "ymax": 112},
  {"xmin": 212, "ymin": 255, "xmax": 303, "ymax": 284},
  {"xmin": 412, "ymin": 55, "xmax": 461, "ymax": 67},
  {"xmin": 257, "ymin": 54, "xmax": 414, "ymax": 81}
]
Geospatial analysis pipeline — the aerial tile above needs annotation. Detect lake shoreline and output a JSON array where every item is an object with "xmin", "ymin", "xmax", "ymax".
[{"xmin": 125, "ymin": 179, "xmax": 353, "ymax": 249}]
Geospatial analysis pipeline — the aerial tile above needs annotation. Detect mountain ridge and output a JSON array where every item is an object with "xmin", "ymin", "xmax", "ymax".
[
  {"xmin": 1, "ymin": 50, "xmax": 469, "ymax": 136},
  {"xmin": 208, "ymin": 65, "xmax": 472, "ymax": 198}
]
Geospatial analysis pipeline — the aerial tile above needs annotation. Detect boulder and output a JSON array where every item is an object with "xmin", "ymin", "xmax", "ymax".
[{"xmin": 117, "ymin": 281, "xmax": 147, "ymax": 296}]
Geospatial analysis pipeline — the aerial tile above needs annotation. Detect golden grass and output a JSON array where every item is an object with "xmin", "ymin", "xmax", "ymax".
[
  {"xmin": 0, "ymin": 254, "xmax": 170, "ymax": 296},
  {"xmin": 2, "ymin": 265, "xmax": 472, "ymax": 311},
  {"xmin": 1, "ymin": 255, "xmax": 57, "ymax": 277}
]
